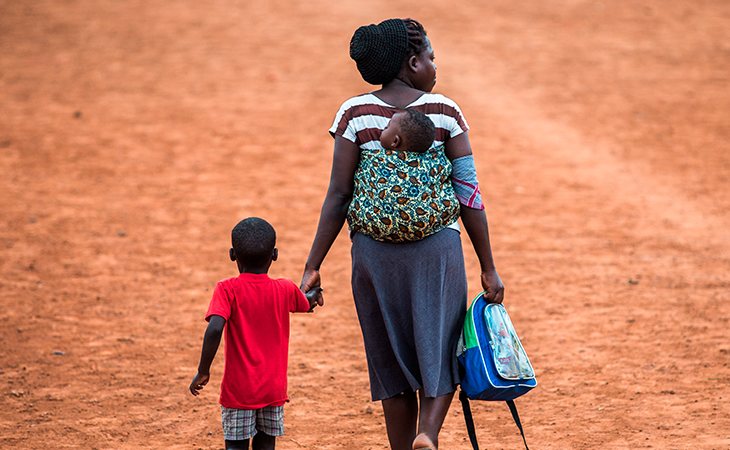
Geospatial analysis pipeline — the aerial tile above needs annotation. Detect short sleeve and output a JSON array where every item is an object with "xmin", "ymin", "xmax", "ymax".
[
  {"xmin": 442, "ymin": 96, "xmax": 470, "ymax": 138},
  {"xmin": 328, "ymin": 99, "xmax": 358, "ymax": 143},
  {"xmin": 288, "ymin": 281, "xmax": 311, "ymax": 313},
  {"xmin": 205, "ymin": 282, "xmax": 231, "ymax": 321}
]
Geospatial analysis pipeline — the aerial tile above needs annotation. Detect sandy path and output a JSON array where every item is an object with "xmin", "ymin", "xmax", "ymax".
[{"xmin": 1, "ymin": 1, "xmax": 728, "ymax": 449}]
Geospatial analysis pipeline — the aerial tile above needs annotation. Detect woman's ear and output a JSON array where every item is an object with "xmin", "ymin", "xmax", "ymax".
[
  {"xmin": 229, "ymin": 248, "xmax": 236, "ymax": 261},
  {"xmin": 408, "ymin": 54, "xmax": 418, "ymax": 72}
]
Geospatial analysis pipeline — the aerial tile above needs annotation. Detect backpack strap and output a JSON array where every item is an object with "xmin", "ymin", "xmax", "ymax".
[
  {"xmin": 506, "ymin": 399, "xmax": 530, "ymax": 450},
  {"xmin": 459, "ymin": 390, "xmax": 480, "ymax": 450},
  {"xmin": 458, "ymin": 389, "xmax": 530, "ymax": 450}
]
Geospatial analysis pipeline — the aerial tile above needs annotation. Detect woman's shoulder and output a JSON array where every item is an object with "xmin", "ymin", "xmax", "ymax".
[
  {"xmin": 411, "ymin": 92, "xmax": 464, "ymax": 111},
  {"xmin": 409, "ymin": 93, "xmax": 470, "ymax": 138},
  {"xmin": 330, "ymin": 93, "xmax": 394, "ymax": 141}
]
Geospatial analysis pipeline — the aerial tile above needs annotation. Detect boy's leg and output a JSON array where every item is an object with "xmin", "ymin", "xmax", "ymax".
[
  {"xmin": 251, "ymin": 432, "xmax": 276, "ymax": 450},
  {"xmin": 253, "ymin": 405, "xmax": 284, "ymax": 450},
  {"xmin": 221, "ymin": 407, "xmax": 257, "ymax": 448},
  {"xmin": 225, "ymin": 439, "xmax": 250, "ymax": 450}
]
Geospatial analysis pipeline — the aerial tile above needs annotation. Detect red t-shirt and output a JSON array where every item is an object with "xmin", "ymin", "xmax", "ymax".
[{"xmin": 205, "ymin": 273, "xmax": 310, "ymax": 409}]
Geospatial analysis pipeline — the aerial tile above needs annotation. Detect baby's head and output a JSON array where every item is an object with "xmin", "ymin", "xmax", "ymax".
[
  {"xmin": 380, "ymin": 108, "xmax": 435, "ymax": 153},
  {"xmin": 229, "ymin": 217, "xmax": 278, "ymax": 273}
]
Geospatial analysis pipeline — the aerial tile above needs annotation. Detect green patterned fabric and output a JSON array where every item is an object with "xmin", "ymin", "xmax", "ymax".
[{"xmin": 348, "ymin": 145, "xmax": 460, "ymax": 243}]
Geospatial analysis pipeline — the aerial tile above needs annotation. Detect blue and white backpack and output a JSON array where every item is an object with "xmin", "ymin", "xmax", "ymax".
[{"xmin": 457, "ymin": 292, "xmax": 537, "ymax": 449}]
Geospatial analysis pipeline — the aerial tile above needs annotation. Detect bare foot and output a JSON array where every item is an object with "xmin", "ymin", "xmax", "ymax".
[{"xmin": 412, "ymin": 433, "xmax": 436, "ymax": 450}]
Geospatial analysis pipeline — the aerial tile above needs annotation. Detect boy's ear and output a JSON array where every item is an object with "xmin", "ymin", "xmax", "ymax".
[
  {"xmin": 392, "ymin": 134, "xmax": 402, "ymax": 149},
  {"xmin": 272, "ymin": 248, "xmax": 279, "ymax": 262},
  {"xmin": 229, "ymin": 248, "xmax": 236, "ymax": 261}
]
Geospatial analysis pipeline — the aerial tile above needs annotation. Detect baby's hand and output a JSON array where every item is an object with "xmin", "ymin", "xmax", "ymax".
[{"xmin": 305, "ymin": 287, "xmax": 324, "ymax": 312}]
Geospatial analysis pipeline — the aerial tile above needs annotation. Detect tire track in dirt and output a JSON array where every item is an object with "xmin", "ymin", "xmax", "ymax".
[{"xmin": 461, "ymin": 82, "xmax": 728, "ymax": 249}]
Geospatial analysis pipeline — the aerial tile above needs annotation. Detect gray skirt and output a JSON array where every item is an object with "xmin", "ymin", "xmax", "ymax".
[{"xmin": 351, "ymin": 228, "xmax": 467, "ymax": 401}]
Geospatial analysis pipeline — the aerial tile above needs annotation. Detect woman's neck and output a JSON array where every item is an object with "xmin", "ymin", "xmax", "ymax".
[
  {"xmin": 376, "ymin": 78, "xmax": 424, "ymax": 109},
  {"xmin": 387, "ymin": 77, "xmax": 415, "ymax": 89}
]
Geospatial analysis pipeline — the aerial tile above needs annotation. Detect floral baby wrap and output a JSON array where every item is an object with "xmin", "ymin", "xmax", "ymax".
[{"xmin": 348, "ymin": 145, "xmax": 460, "ymax": 243}]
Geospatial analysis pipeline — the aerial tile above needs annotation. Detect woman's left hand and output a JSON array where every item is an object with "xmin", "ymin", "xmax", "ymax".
[
  {"xmin": 480, "ymin": 269, "xmax": 504, "ymax": 304},
  {"xmin": 300, "ymin": 266, "xmax": 324, "ymax": 307}
]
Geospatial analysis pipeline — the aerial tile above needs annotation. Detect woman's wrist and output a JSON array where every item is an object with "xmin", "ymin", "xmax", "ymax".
[
  {"xmin": 477, "ymin": 252, "xmax": 496, "ymax": 273},
  {"xmin": 304, "ymin": 262, "xmax": 321, "ymax": 272}
]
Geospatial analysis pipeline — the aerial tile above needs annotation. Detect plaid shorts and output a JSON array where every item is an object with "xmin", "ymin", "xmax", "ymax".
[{"xmin": 220, "ymin": 405, "xmax": 285, "ymax": 440}]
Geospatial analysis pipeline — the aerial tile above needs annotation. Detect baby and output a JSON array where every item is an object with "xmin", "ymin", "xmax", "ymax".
[{"xmin": 379, "ymin": 108, "xmax": 436, "ymax": 153}]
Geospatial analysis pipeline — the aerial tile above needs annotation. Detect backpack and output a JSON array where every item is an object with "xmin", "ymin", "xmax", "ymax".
[{"xmin": 457, "ymin": 293, "xmax": 537, "ymax": 449}]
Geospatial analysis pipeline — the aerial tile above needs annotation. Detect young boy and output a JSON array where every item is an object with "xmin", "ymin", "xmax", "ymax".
[
  {"xmin": 189, "ymin": 217, "xmax": 322, "ymax": 450},
  {"xmin": 379, "ymin": 108, "xmax": 436, "ymax": 153}
]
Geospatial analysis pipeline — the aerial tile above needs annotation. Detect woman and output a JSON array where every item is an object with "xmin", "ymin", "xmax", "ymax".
[{"xmin": 300, "ymin": 18, "xmax": 504, "ymax": 450}]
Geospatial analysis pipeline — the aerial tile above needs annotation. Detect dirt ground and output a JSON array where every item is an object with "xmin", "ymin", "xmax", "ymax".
[{"xmin": 1, "ymin": 0, "xmax": 729, "ymax": 448}]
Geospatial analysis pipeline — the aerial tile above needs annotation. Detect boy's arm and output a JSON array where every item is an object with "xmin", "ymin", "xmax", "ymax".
[{"xmin": 189, "ymin": 315, "xmax": 226, "ymax": 396}]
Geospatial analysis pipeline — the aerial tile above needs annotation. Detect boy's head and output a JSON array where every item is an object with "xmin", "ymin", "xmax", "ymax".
[
  {"xmin": 229, "ymin": 217, "xmax": 278, "ymax": 272},
  {"xmin": 380, "ymin": 108, "xmax": 435, "ymax": 153}
]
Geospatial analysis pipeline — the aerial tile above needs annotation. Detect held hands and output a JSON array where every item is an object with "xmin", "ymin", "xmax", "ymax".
[
  {"xmin": 305, "ymin": 286, "xmax": 324, "ymax": 312},
  {"xmin": 189, "ymin": 372, "xmax": 210, "ymax": 396},
  {"xmin": 300, "ymin": 266, "xmax": 324, "ymax": 311},
  {"xmin": 480, "ymin": 269, "xmax": 505, "ymax": 304}
]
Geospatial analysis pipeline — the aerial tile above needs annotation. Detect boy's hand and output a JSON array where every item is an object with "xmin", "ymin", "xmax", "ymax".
[
  {"xmin": 189, "ymin": 372, "xmax": 210, "ymax": 396},
  {"xmin": 305, "ymin": 287, "xmax": 324, "ymax": 312}
]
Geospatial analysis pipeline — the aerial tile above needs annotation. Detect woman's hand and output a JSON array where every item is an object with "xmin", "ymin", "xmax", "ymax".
[
  {"xmin": 480, "ymin": 269, "xmax": 504, "ymax": 304},
  {"xmin": 300, "ymin": 266, "xmax": 323, "ymax": 306}
]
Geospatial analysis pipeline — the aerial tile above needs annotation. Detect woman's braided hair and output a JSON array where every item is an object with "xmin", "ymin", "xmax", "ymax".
[
  {"xmin": 403, "ymin": 19, "xmax": 428, "ymax": 57},
  {"xmin": 349, "ymin": 18, "xmax": 429, "ymax": 85}
]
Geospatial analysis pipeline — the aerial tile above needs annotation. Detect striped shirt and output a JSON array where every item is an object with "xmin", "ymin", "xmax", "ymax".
[{"xmin": 329, "ymin": 93, "xmax": 470, "ymax": 150}]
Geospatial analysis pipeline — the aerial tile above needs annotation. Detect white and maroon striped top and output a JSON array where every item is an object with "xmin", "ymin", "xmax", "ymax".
[{"xmin": 329, "ymin": 93, "xmax": 470, "ymax": 150}]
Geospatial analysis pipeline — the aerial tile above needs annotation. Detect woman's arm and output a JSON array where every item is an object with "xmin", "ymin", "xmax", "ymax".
[
  {"xmin": 446, "ymin": 132, "xmax": 505, "ymax": 303},
  {"xmin": 300, "ymin": 135, "xmax": 360, "ymax": 294}
]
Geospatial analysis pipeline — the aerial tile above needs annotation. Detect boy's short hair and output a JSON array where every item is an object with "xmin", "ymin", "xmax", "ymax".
[
  {"xmin": 231, "ymin": 217, "xmax": 276, "ymax": 266},
  {"xmin": 402, "ymin": 108, "xmax": 436, "ymax": 152}
]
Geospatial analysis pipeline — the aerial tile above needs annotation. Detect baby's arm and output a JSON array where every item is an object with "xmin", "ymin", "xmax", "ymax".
[{"xmin": 189, "ymin": 315, "xmax": 226, "ymax": 396}]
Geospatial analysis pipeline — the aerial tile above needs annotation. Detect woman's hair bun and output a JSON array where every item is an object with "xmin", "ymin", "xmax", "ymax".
[
  {"xmin": 348, "ymin": 19, "xmax": 410, "ymax": 85},
  {"xmin": 349, "ymin": 25, "xmax": 376, "ymax": 62}
]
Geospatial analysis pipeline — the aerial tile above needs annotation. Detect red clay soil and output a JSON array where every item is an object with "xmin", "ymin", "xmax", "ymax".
[{"xmin": 1, "ymin": 1, "xmax": 728, "ymax": 449}]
